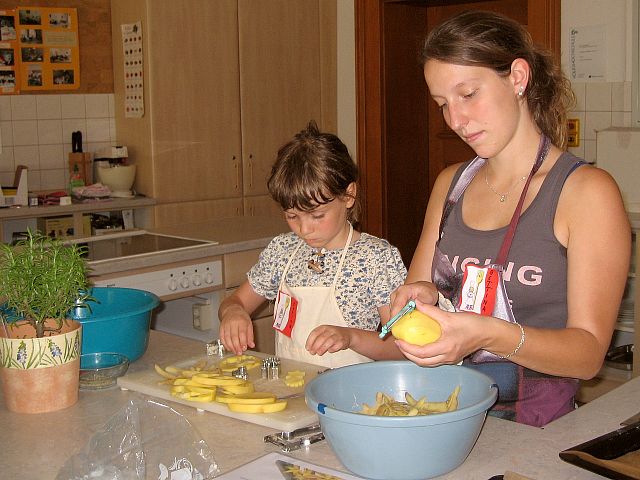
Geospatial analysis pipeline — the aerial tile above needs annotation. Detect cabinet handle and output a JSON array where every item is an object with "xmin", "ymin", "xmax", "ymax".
[
  {"xmin": 248, "ymin": 154, "xmax": 253, "ymax": 188},
  {"xmin": 233, "ymin": 155, "xmax": 240, "ymax": 191}
]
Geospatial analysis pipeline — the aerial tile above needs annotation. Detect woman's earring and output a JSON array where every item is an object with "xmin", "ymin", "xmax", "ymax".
[{"xmin": 518, "ymin": 86, "xmax": 524, "ymax": 97}]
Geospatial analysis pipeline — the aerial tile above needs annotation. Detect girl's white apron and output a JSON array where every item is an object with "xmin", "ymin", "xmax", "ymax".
[{"xmin": 274, "ymin": 225, "xmax": 372, "ymax": 368}]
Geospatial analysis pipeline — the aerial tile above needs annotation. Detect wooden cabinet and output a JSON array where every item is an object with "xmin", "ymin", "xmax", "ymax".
[{"xmin": 110, "ymin": 0, "xmax": 336, "ymax": 227}]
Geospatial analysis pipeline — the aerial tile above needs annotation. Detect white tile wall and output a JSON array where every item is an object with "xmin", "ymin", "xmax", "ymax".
[
  {"xmin": 568, "ymin": 81, "xmax": 633, "ymax": 163},
  {"xmin": 0, "ymin": 93, "xmax": 115, "ymax": 191}
]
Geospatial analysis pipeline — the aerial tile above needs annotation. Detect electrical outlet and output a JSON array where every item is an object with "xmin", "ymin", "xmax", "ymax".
[
  {"xmin": 192, "ymin": 302, "xmax": 214, "ymax": 331},
  {"xmin": 567, "ymin": 118, "xmax": 580, "ymax": 147}
]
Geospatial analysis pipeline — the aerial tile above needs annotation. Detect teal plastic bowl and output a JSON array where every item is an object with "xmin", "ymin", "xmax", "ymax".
[
  {"xmin": 305, "ymin": 362, "xmax": 498, "ymax": 480},
  {"xmin": 72, "ymin": 287, "xmax": 160, "ymax": 362}
]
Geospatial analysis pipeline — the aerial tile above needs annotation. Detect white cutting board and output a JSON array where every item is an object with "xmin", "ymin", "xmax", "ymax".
[{"xmin": 117, "ymin": 352, "xmax": 321, "ymax": 432}]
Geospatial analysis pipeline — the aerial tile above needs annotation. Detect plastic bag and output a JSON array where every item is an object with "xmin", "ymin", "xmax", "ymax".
[{"xmin": 56, "ymin": 396, "xmax": 220, "ymax": 480}]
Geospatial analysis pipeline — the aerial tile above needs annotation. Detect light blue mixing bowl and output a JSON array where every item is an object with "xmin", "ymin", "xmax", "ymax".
[
  {"xmin": 72, "ymin": 287, "xmax": 160, "ymax": 362},
  {"xmin": 305, "ymin": 361, "xmax": 498, "ymax": 480}
]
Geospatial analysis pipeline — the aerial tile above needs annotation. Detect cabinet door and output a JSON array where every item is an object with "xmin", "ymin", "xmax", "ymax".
[
  {"xmin": 147, "ymin": 0, "xmax": 242, "ymax": 203},
  {"xmin": 238, "ymin": 0, "xmax": 324, "ymax": 197}
]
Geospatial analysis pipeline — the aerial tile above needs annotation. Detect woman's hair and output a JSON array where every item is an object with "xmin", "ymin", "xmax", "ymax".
[
  {"xmin": 420, "ymin": 10, "xmax": 575, "ymax": 149},
  {"xmin": 268, "ymin": 120, "xmax": 360, "ymax": 222}
]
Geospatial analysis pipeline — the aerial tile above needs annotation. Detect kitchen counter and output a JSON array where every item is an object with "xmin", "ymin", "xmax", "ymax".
[{"xmin": 1, "ymin": 330, "xmax": 639, "ymax": 479}]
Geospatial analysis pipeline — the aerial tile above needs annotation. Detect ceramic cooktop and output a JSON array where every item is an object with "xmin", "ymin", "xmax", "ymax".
[{"xmin": 72, "ymin": 231, "xmax": 214, "ymax": 262}]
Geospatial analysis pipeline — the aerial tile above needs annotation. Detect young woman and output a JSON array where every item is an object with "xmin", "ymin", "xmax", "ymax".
[
  {"xmin": 219, "ymin": 121, "xmax": 407, "ymax": 368},
  {"xmin": 389, "ymin": 10, "xmax": 631, "ymax": 426}
]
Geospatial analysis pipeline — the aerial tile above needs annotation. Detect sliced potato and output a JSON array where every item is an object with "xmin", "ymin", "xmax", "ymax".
[
  {"xmin": 227, "ymin": 400, "xmax": 287, "ymax": 413},
  {"xmin": 215, "ymin": 392, "xmax": 277, "ymax": 404}
]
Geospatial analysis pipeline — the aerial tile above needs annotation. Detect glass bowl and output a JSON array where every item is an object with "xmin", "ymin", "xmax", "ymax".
[{"xmin": 79, "ymin": 352, "xmax": 129, "ymax": 390}]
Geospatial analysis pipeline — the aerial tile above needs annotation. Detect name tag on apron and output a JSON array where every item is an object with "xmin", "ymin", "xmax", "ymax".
[
  {"xmin": 458, "ymin": 264, "xmax": 499, "ymax": 315},
  {"xmin": 273, "ymin": 289, "xmax": 298, "ymax": 337}
]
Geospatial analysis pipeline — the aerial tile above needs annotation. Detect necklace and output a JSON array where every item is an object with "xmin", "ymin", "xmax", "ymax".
[
  {"xmin": 307, "ymin": 248, "xmax": 326, "ymax": 273},
  {"xmin": 484, "ymin": 167, "xmax": 527, "ymax": 203}
]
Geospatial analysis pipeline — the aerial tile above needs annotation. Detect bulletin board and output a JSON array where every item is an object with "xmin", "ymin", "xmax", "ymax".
[
  {"xmin": 0, "ymin": 6, "xmax": 80, "ymax": 94},
  {"xmin": 0, "ymin": 9, "xmax": 18, "ymax": 93}
]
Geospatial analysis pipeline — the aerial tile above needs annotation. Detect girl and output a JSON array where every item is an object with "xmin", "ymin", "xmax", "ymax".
[
  {"xmin": 389, "ymin": 10, "xmax": 631, "ymax": 426},
  {"xmin": 219, "ymin": 121, "xmax": 407, "ymax": 368}
]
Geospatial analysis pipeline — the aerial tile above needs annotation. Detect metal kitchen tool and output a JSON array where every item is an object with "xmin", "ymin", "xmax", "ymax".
[
  {"xmin": 206, "ymin": 339, "xmax": 225, "ymax": 357},
  {"xmin": 265, "ymin": 423, "xmax": 325, "ymax": 452},
  {"xmin": 378, "ymin": 300, "xmax": 416, "ymax": 338}
]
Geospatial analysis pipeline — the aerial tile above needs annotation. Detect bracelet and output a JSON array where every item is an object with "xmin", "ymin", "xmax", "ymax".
[{"xmin": 498, "ymin": 322, "xmax": 525, "ymax": 359}]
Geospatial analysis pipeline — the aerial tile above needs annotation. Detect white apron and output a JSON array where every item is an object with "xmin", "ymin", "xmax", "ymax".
[{"xmin": 274, "ymin": 225, "xmax": 373, "ymax": 368}]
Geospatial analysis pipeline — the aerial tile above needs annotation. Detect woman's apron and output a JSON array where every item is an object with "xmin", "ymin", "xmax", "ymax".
[{"xmin": 274, "ymin": 225, "xmax": 373, "ymax": 368}]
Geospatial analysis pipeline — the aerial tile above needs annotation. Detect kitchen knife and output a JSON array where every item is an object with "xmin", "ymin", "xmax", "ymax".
[
  {"xmin": 71, "ymin": 131, "xmax": 83, "ymax": 152},
  {"xmin": 275, "ymin": 459, "xmax": 346, "ymax": 480}
]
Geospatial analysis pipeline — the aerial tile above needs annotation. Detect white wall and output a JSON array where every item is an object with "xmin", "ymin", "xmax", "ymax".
[{"xmin": 561, "ymin": 0, "xmax": 635, "ymax": 164}]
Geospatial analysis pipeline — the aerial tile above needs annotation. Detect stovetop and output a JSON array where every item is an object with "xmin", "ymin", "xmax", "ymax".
[{"xmin": 69, "ymin": 231, "xmax": 214, "ymax": 262}]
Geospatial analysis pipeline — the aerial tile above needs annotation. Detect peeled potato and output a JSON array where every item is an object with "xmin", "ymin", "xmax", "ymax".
[{"xmin": 391, "ymin": 310, "xmax": 441, "ymax": 346}]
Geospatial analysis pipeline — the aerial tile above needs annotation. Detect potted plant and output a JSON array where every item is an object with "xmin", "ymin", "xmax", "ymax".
[{"xmin": 0, "ymin": 230, "xmax": 91, "ymax": 413}]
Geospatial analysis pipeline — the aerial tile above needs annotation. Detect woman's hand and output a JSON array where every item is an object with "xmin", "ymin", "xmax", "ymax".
[
  {"xmin": 219, "ymin": 304, "xmax": 255, "ymax": 355},
  {"xmin": 393, "ymin": 302, "xmax": 486, "ymax": 366},
  {"xmin": 389, "ymin": 281, "xmax": 439, "ymax": 318},
  {"xmin": 305, "ymin": 325, "xmax": 352, "ymax": 356}
]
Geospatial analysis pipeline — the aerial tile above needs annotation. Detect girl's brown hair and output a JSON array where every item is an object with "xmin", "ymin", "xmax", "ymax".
[
  {"xmin": 420, "ymin": 10, "xmax": 575, "ymax": 149},
  {"xmin": 267, "ymin": 121, "xmax": 360, "ymax": 222}
]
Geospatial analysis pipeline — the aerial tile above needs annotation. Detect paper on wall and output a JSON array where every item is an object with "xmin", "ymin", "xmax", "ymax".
[{"xmin": 121, "ymin": 21, "xmax": 144, "ymax": 118}]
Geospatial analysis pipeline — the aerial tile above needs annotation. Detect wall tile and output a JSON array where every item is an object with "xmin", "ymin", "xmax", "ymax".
[
  {"xmin": 36, "ymin": 95, "xmax": 61, "ymax": 119},
  {"xmin": 37, "ymin": 119, "xmax": 63, "ymax": 145},
  {"xmin": 13, "ymin": 145, "xmax": 39, "ymax": 170},
  {"xmin": 1, "ymin": 121, "xmax": 13, "ymax": 146},
  {"xmin": 12, "ymin": 120, "xmax": 38, "ymax": 146},
  {"xmin": 611, "ymin": 82, "xmax": 625, "ymax": 112},
  {"xmin": 585, "ymin": 82, "xmax": 612, "ymax": 111},
  {"xmin": 39, "ymin": 168, "xmax": 65, "ymax": 190},
  {"xmin": 10, "ymin": 96, "xmax": 37, "ymax": 120},
  {"xmin": 85, "ymin": 93, "xmax": 110, "ymax": 118},
  {"xmin": 584, "ymin": 111, "xmax": 612, "ymax": 141},
  {"xmin": 0, "ymin": 146, "xmax": 14, "ymax": 172},
  {"xmin": 86, "ymin": 118, "xmax": 111, "ymax": 143},
  {"xmin": 60, "ymin": 94, "xmax": 86, "ymax": 119},
  {"xmin": 0, "ymin": 96, "xmax": 11, "ymax": 121},
  {"xmin": 38, "ymin": 144, "xmax": 64, "ymax": 169}
]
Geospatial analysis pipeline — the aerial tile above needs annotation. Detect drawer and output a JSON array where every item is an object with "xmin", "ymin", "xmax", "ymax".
[{"xmin": 223, "ymin": 248, "xmax": 263, "ymax": 288}]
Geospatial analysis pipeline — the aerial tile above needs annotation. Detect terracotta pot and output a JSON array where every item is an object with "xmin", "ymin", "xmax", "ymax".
[{"xmin": 0, "ymin": 319, "xmax": 82, "ymax": 413}]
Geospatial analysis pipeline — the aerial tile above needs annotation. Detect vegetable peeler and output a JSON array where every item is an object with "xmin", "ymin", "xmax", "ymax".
[{"xmin": 379, "ymin": 300, "xmax": 416, "ymax": 339}]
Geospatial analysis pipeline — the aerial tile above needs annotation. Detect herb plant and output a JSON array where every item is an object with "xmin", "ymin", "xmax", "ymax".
[{"xmin": 0, "ymin": 230, "xmax": 91, "ymax": 338}]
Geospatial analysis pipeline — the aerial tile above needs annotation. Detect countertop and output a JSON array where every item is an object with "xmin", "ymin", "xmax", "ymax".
[{"xmin": 2, "ymin": 330, "xmax": 638, "ymax": 479}]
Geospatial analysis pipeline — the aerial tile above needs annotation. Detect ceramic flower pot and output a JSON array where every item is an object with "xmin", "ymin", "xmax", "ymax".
[{"xmin": 0, "ymin": 319, "xmax": 82, "ymax": 413}]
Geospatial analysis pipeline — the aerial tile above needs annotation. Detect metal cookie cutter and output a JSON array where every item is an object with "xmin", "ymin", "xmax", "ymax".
[
  {"xmin": 231, "ymin": 365, "xmax": 248, "ymax": 380},
  {"xmin": 206, "ymin": 339, "xmax": 225, "ymax": 357},
  {"xmin": 264, "ymin": 423, "xmax": 325, "ymax": 452},
  {"xmin": 378, "ymin": 300, "xmax": 416, "ymax": 339},
  {"xmin": 261, "ymin": 356, "xmax": 281, "ymax": 379}
]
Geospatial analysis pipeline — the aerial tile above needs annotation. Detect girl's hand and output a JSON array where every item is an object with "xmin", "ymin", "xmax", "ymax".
[
  {"xmin": 219, "ymin": 305, "xmax": 255, "ymax": 355},
  {"xmin": 305, "ymin": 325, "xmax": 352, "ymax": 356},
  {"xmin": 394, "ymin": 302, "xmax": 485, "ymax": 366},
  {"xmin": 389, "ymin": 281, "xmax": 439, "ymax": 318}
]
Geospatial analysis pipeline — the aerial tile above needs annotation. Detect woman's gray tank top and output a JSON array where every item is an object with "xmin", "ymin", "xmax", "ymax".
[{"xmin": 437, "ymin": 152, "xmax": 583, "ymax": 329}]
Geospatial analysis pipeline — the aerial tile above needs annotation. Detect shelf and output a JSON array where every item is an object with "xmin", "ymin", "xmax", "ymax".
[
  {"xmin": 0, "ymin": 196, "xmax": 156, "ymax": 243},
  {"xmin": 0, "ymin": 196, "xmax": 156, "ymax": 220}
]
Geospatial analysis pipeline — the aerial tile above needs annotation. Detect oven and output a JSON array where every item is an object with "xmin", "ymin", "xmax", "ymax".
[{"xmin": 69, "ymin": 230, "xmax": 223, "ymax": 343}]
